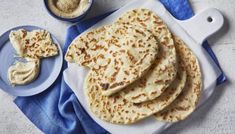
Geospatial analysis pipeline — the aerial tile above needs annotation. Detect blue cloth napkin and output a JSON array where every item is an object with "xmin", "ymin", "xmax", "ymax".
[{"xmin": 14, "ymin": 0, "xmax": 227, "ymax": 134}]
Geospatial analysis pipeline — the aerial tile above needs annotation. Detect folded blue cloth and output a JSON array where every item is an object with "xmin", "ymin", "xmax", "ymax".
[{"xmin": 14, "ymin": 0, "xmax": 226, "ymax": 134}]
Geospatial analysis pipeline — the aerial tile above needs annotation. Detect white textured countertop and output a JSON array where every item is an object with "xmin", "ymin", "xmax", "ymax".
[{"xmin": 0, "ymin": 0, "xmax": 234, "ymax": 134}]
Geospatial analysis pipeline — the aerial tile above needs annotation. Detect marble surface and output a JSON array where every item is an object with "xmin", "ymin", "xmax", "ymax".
[{"xmin": 0, "ymin": 0, "xmax": 234, "ymax": 134}]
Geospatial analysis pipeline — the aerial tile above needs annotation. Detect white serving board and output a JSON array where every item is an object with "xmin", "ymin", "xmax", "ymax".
[{"xmin": 63, "ymin": 0, "xmax": 224, "ymax": 133}]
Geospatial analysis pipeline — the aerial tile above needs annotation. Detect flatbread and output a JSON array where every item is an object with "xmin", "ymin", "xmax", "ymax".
[
  {"xmin": 66, "ymin": 24, "xmax": 159, "ymax": 96},
  {"xmin": 85, "ymin": 65, "xmax": 186, "ymax": 124},
  {"xmin": 9, "ymin": 29, "xmax": 58, "ymax": 59},
  {"xmin": 116, "ymin": 8, "xmax": 177, "ymax": 103},
  {"xmin": 154, "ymin": 36, "xmax": 202, "ymax": 122}
]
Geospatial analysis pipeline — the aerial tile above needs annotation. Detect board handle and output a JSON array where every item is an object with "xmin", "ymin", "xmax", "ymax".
[{"xmin": 176, "ymin": 8, "xmax": 224, "ymax": 44}]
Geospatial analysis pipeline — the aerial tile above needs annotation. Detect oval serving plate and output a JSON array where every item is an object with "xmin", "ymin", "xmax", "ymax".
[{"xmin": 0, "ymin": 25, "xmax": 63, "ymax": 96}]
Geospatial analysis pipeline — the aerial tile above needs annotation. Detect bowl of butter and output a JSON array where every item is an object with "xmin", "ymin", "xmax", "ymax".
[{"xmin": 44, "ymin": 0, "xmax": 93, "ymax": 22}]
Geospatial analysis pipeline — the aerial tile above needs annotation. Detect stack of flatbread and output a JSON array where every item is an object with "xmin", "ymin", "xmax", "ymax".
[{"xmin": 65, "ymin": 8, "xmax": 202, "ymax": 124}]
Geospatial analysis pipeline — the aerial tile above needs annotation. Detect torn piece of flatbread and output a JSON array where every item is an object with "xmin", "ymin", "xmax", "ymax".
[{"xmin": 9, "ymin": 29, "xmax": 58, "ymax": 59}]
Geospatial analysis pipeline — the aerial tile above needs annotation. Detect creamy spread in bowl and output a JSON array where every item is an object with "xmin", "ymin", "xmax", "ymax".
[{"xmin": 47, "ymin": 0, "xmax": 91, "ymax": 18}]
